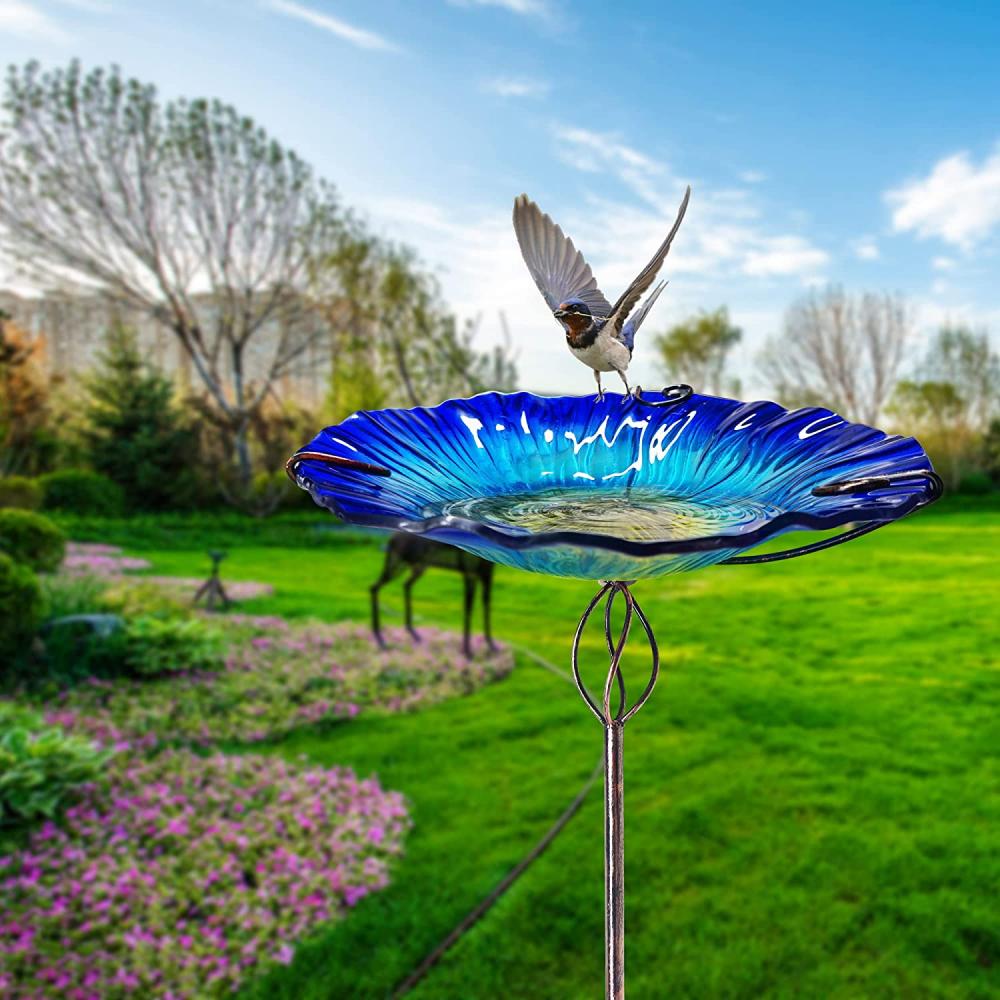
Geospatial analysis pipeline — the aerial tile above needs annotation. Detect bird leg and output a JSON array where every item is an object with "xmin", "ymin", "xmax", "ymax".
[
  {"xmin": 594, "ymin": 370, "xmax": 604, "ymax": 401},
  {"xmin": 616, "ymin": 369, "xmax": 632, "ymax": 396}
]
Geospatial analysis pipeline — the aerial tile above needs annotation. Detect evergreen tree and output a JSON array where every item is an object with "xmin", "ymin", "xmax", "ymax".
[{"xmin": 84, "ymin": 326, "xmax": 200, "ymax": 510}]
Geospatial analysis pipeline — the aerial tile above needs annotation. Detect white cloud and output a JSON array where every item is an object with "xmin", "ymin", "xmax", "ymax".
[
  {"xmin": 0, "ymin": 1, "xmax": 68, "ymax": 42},
  {"xmin": 886, "ymin": 145, "xmax": 1000, "ymax": 248},
  {"xmin": 932, "ymin": 255, "xmax": 956, "ymax": 271},
  {"xmin": 743, "ymin": 236, "xmax": 829, "ymax": 277},
  {"xmin": 448, "ymin": 0, "xmax": 550, "ymax": 16},
  {"xmin": 49, "ymin": 0, "xmax": 112, "ymax": 12},
  {"xmin": 482, "ymin": 76, "xmax": 549, "ymax": 98},
  {"xmin": 552, "ymin": 125, "xmax": 664, "ymax": 205},
  {"xmin": 739, "ymin": 170, "xmax": 766, "ymax": 184},
  {"xmin": 550, "ymin": 123, "xmax": 827, "ymax": 282},
  {"xmin": 263, "ymin": 0, "xmax": 399, "ymax": 52},
  {"xmin": 852, "ymin": 237, "xmax": 880, "ymax": 260}
]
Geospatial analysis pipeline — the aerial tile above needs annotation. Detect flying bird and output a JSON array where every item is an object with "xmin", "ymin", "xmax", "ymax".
[{"xmin": 512, "ymin": 186, "xmax": 690, "ymax": 399}]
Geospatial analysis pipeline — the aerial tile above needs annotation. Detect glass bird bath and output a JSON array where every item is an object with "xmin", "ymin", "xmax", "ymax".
[{"xmin": 287, "ymin": 387, "xmax": 941, "ymax": 999}]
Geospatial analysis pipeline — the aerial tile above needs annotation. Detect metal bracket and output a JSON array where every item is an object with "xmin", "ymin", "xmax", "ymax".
[
  {"xmin": 722, "ymin": 468, "xmax": 943, "ymax": 565},
  {"xmin": 284, "ymin": 450, "xmax": 392, "ymax": 483},
  {"xmin": 630, "ymin": 383, "xmax": 693, "ymax": 409}
]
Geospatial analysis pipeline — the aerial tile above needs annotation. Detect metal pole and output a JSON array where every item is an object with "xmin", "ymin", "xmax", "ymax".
[
  {"xmin": 571, "ymin": 581, "xmax": 660, "ymax": 1000},
  {"xmin": 604, "ymin": 720, "xmax": 625, "ymax": 1000}
]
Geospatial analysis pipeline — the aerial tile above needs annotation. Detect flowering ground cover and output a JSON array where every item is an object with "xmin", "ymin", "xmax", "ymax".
[
  {"xmin": 0, "ymin": 743, "xmax": 409, "ymax": 998},
  {"xmin": 0, "ymin": 539, "xmax": 515, "ymax": 998},
  {"xmin": 61, "ymin": 542, "xmax": 151, "ymax": 576},
  {"xmin": 60, "ymin": 542, "xmax": 274, "ymax": 601},
  {"xmin": 46, "ymin": 617, "xmax": 514, "ymax": 746}
]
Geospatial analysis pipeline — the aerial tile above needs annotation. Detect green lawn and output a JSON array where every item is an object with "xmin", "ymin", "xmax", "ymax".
[{"xmin": 116, "ymin": 503, "xmax": 998, "ymax": 999}]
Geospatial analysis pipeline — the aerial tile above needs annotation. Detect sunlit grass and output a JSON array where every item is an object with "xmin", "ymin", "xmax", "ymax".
[{"xmin": 111, "ymin": 502, "xmax": 999, "ymax": 999}]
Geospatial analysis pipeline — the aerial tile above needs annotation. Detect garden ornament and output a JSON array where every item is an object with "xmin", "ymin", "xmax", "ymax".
[
  {"xmin": 370, "ymin": 533, "xmax": 496, "ymax": 659},
  {"xmin": 287, "ymin": 187, "xmax": 942, "ymax": 1000},
  {"xmin": 193, "ymin": 549, "xmax": 230, "ymax": 611}
]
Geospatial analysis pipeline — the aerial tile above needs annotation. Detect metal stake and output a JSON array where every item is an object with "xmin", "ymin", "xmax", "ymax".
[
  {"xmin": 572, "ymin": 581, "xmax": 660, "ymax": 1000},
  {"xmin": 604, "ymin": 720, "xmax": 625, "ymax": 1000}
]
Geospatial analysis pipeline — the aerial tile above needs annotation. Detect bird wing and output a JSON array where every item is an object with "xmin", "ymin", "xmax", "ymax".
[
  {"xmin": 620, "ymin": 280, "xmax": 667, "ymax": 354},
  {"xmin": 609, "ymin": 186, "xmax": 690, "ymax": 341},
  {"xmin": 513, "ymin": 194, "xmax": 613, "ymax": 319}
]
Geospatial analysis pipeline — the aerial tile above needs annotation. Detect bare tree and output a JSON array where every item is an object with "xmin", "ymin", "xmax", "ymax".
[
  {"xmin": 886, "ymin": 325, "xmax": 1000, "ymax": 490},
  {"xmin": 920, "ymin": 325, "xmax": 1000, "ymax": 431},
  {"xmin": 317, "ymin": 239, "xmax": 518, "ymax": 421},
  {"xmin": 0, "ymin": 61, "xmax": 345, "ymax": 488},
  {"xmin": 758, "ymin": 286, "xmax": 911, "ymax": 423}
]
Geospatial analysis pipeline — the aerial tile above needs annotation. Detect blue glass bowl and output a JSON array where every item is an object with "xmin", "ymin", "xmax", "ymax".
[{"xmin": 288, "ymin": 391, "xmax": 937, "ymax": 580}]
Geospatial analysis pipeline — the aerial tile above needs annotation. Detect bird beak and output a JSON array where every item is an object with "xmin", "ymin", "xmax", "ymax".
[{"xmin": 553, "ymin": 309, "xmax": 568, "ymax": 319}]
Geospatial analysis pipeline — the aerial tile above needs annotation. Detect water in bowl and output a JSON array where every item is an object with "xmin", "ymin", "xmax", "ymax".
[{"xmin": 436, "ymin": 486, "xmax": 779, "ymax": 542}]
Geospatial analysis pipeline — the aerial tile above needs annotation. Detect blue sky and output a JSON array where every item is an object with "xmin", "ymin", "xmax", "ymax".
[{"xmin": 1, "ymin": 0, "xmax": 999, "ymax": 392}]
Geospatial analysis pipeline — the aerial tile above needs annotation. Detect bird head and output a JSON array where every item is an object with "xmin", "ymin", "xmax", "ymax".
[{"xmin": 553, "ymin": 300, "xmax": 594, "ymax": 335}]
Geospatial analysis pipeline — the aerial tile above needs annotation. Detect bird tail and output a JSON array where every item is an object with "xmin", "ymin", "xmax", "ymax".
[{"xmin": 621, "ymin": 280, "xmax": 667, "ymax": 352}]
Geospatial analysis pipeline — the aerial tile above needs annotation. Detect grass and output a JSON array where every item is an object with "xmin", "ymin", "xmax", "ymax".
[{"xmin": 90, "ymin": 501, "xmax": 1000, "ymax": 998}]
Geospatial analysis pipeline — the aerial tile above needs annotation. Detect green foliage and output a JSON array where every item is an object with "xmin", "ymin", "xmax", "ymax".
[
  {"xmin": 39, "ymin": 468, "xmax": 124, "ymax": 516},
  {"xmin": 0, "ymin": 475, "xmax": 42, "ymax": 510},
  {"xmin": 100, "ymin": 580, "xmax": 192, "ymax": 621},
  {"xmin": 39, "ymin": 614, "xmax": 223, "ymax": 687},
  {"xmin": 39, "ymin": 573, "xmax": 108, "ymax": 620},
  {"xmin": 50, "ymin": 510, "xmax": 373, "ymax": 550},
  {"xmin": 984, "ymin": 417, "xmax": 1000, "ymax": 486},
  {"xmin": 251, "ymin": 470, "xmax": 311, "ymax": 512},
  {"xmin": 83, "ymin": 326, "xmax": 201, "ymax": 511},
  {"xmin": 0, "ymin": 553, "xmax": 43, "ymax": 666},
  {"xmin": 120, "ymin": 616, "xmax": 224, "ymax": 677},
  {"xmin": 957, "ymin": 471, "xmax": 993, "ymax": 495},
  {"xmin": 0, "ymin": 508, "xmax": 66, "ymax": 571},
  {"xmin": 653, "ymin": 307, "xmax": 742, "ymax": 396},
  {"xmin": 0, "ymin": 703, "xmax": 109, "ymax": 825}
]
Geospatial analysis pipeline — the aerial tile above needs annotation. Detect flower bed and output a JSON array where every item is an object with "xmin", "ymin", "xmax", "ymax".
[
  {"xmin": 0, "ymin": 746, "xmax": 409, "ymax": 998},
  {"xmin": 58, "ymin": 543, "xmax": 273, "ymax": 601},
  {"xmin": 60, "ymin": 542, "xmax": 151, "ymax": 577},
  {"xmin": 47, "ymin": 618, "xmax": 514, "ymax": 746}
]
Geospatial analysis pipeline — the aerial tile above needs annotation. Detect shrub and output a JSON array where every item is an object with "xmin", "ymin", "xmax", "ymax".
[
  {"xmin": 0, "ymin": 475, "xmax": 42, "ymax": 510},
  {"xmin": 39, "ymin": 572, "xmax": 108, "ymax": 619},
  {"xmin": 100, "ymin": 578, "xmax": 190, "ymax": 619},
  {"xmin": 83, "ymin": 325, "xmax": 202, "ymax": 511},
  {"xmin": 39, "ymin": 614, "xmax": 221, "ymax": 687},
  {"xmin": 0, "ymin": 508, "xmax": 66, "ymax": 571},
  {"xmin": 122, "ymin": 616, "xmax": 224, "ymax": 676},
  {"xmin": 0, "ymin": 553, "xmax": 43, "ymax": 667},
  {"xmin": 0, "ymin": 702, "xmax": 108, "ymax": 825},
  {"xmin": 39, "ymin": 468, "xmax": 124, "ymax": 516},
  {"xmin": 38, "ymin": 616, "xmax": 127, "ymax": 689},
  {"xmin": 957, "ymin": 471, "xmax": 993, "ymax": 496}
]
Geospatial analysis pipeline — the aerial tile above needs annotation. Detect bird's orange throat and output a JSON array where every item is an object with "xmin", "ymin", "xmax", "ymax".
[{"xmin": 562, "ymin": 313, "xmax": 595, "ymax": 348}]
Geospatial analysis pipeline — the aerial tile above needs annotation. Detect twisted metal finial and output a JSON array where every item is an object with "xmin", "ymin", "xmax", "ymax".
[{"xmin": 572, "ymin": 581, "xmax": 660, "ymax": 727}]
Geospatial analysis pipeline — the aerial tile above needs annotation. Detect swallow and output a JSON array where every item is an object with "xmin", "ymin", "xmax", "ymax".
[{"xmin": 513, "ymin": 186, "xmax": 690, "ymax": 399}]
